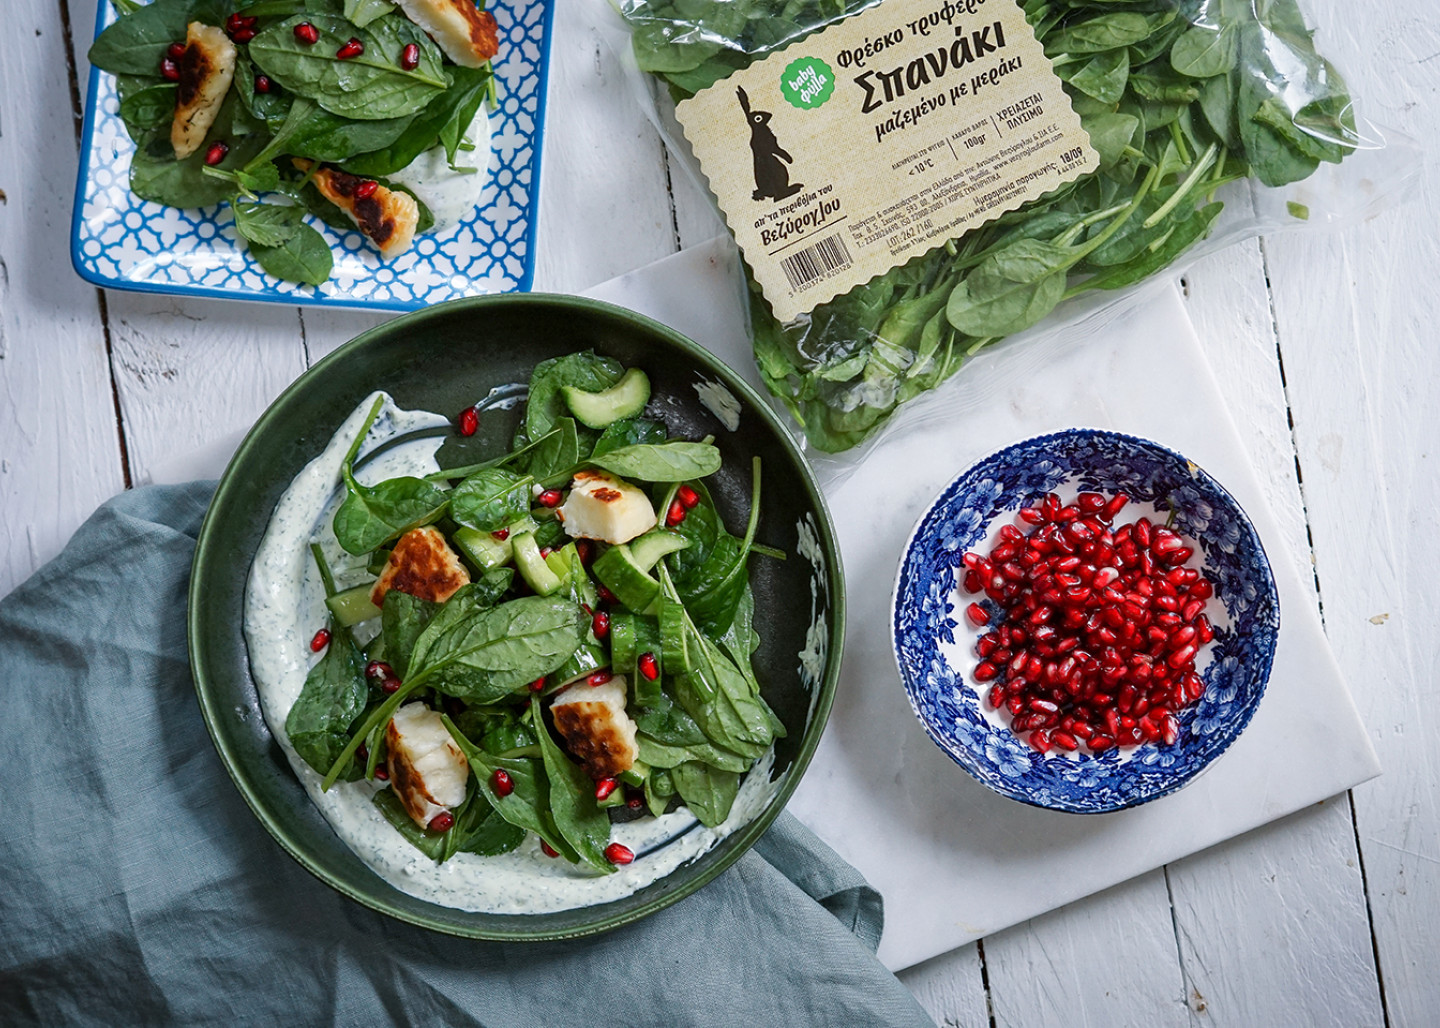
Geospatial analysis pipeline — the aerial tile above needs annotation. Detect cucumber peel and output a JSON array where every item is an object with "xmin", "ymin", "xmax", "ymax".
[{"xmin": 561, "ymin": 368, "xmax": 651, "ymax": 429}]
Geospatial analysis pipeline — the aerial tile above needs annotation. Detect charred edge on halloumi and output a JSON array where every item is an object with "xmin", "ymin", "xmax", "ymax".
[
  {"xmin": 294, "ymin": 159, "xmax": 419, "ymax": 258},
  {"xmin": 550, "ymin": 677, "xmax": 639, "ymax": 779},
  {"xmin": 172, "ymin": 22, "xmax": 236, "ymax": 160},
  {"xmin": 370, "ymin": 526, "xmax": 471, "ymax": 607},
  {"xmin": 386, "ymin": 702, "xmax": 470, "ymax": 827},
  {"xmin": 393, "ymin": 0, "xmax": 500, "ymax": 68}
]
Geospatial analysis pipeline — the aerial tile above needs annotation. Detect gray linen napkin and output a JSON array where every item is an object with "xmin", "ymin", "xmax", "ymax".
[{"xmin": 0, "ymin": 483, "xmax": 932, "ymax": 1027}]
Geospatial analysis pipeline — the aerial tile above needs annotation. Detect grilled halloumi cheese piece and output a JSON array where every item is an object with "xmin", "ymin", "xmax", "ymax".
[
  {"xmin": 294, "ymin": 159, "xmax": 419, "ymax": 259},
  {"xmin": 370, "ymin": 526, "xmax": 471, "ymax": 607},
  {"xmin": 386, "ymin": 702, "xmax": 469, "ymax": 827},
  {"xmin": 172, "ymin": 22, "xmax": 237, "ymax": 160},
  {"xmin": 550, "ymin": 677, "xmax": 639, "ymax": 779},
  {"xmin": 557, "ymin": 470, "xmax": 656, "ymax": 545},
  {"xmin": 394, "ymin": 0, "xmax": 500, "ymax": 68}
]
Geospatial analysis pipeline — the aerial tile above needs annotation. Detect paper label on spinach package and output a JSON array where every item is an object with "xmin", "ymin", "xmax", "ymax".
[{"xmin": 675, "ymin": 0, "xmax": 1099, "ymax": 323}]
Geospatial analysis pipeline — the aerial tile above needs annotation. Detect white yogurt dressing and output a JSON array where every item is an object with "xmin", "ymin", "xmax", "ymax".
[
  {"xmin": 388, "ymin": 108, "xmax": 494, "ymax": 233},
  {"xmin": 244, "ymin": 393, "xmax": 781, "ymax": 913}
]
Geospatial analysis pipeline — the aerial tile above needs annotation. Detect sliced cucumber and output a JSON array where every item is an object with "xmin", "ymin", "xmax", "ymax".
[
  {"xmin": 452, "ymin": 527, "xmax": 510, "ymax": 570},
  {"xmin": 597, "ymin": 783, "xmax": 628, "ymax": 809},
  {"xmin": 326, "ymin": 583, "xmax": 381, "ymax": 627},
  {"xmin": 561, "ymin": 368, "xmax": 651, "ymax": 430},
  {"xmin": 591, "ymin": 543, "xmax": 660, "ymax": 613},
  {"xmin": 619, "ymin": 761, "xmax": 648, "ymax": 788},
  {"xmin": 631, "ymin": 617, "xmax": 663, "ymax": 706},
  {"xmin": 610, "ymin": 611, "xmax": 637, "ymax": 671},
  {"xmin": 659, "ymin": 601, "xmax": 694, "ymax": 673},
  {"xmin": 512, "ymin": 531, "xmax": 562, "ymax": 596},
  {"xmin": 629, "ymin": 529, "xmax": 690, "ymax": 573}
]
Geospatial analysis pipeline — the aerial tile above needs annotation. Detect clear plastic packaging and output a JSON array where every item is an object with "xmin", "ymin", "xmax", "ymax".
[{"xmin": 599, "ymin": 0, "xmax": 1420, "ymax": 462}]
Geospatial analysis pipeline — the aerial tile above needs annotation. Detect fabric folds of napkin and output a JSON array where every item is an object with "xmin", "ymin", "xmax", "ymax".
[{"xmin": 0, "ymin": 483, "xmax": 931, "ymax": 1027}]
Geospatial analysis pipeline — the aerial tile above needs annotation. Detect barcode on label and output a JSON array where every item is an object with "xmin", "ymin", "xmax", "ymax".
[{"xmin": 780, "ymin": 233, "xmax": 852, "ymax": 291}]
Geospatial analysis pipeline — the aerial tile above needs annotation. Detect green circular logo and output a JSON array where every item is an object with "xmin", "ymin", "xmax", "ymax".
[{"xmin": 780, "ymin": 57, "xmax": 835, "ymax": 110}]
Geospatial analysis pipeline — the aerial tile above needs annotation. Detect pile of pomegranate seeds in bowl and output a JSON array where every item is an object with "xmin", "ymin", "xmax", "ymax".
[
  {"xmin": 963, "ymin": 491, "xmax": 1216, "ymax": 756},
  {"xmin": 892, "ymin": 429, "xmax": 1282, "ymax": 814}
]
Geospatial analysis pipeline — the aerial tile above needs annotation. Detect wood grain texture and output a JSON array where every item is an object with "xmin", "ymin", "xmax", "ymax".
[
  {"xmin": 983, "ymin": 871, "xmax": 1189, "ymax": 1027},
  {"xmin": 0, "ymin": 0, "xmax": 124, "ymax": 599},
  {"xmin": 1260, "ymin": 0, "xmax": 1440, "ymax": 1022},
  {"xmin": 899, "ymin": 942, "xmax": 989, "ymax": 1028}
]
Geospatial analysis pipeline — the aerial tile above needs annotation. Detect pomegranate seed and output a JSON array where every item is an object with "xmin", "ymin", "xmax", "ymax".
[
  {"xmin": 987, "ymin": 685, "xmax": 1006, "ymax": 709},
  {"xmin": 595, "ymin": 777, "xmax": 618, "ymax": 801},
  {"xmin": 294, "ymin": 21, "xmax": 319, "ymax": 44},
  {"xmin": 231, "ymin": 27, "xmax": 256, "ymax": 43},
  {"xmin": 975, "ymin": 661, "xmax": 999, "ymax": 682},
  {"xmin": 309, "ymin": 628, "xmax": 330, "ymax": 651},
  {"xmin": 605, "ymin": 843, "xmax": 635, "ymax": 865},
  {"xmin": 373, "ymin": 765, "xmax": 389, "ymax": 781},
  {"xmin": 964, "ymin": 570, "xmax": 983, "ymax": 593},
  {"xmin": 596, "ymin": 584, "xmax": 618, "ymax": 605},
  {"xmin": 428, "ymin": 812, "xmax": 455, "ymax": 832},
  {"xmin": 491, "ymin": 768, "xmax": 514, "ymax": 797},
  {"xmin": 540, "ymin": 841, "xmax": 559, "ymax": 858},
  {"xmin": 400, "ymin": 41, "xmax": 421, "ymax": 70},
  {"xmin": 1052, "ymin": 731, "xmax": 1079, "ymax": 751},
  {"xmin": 1030, "ymin": 730, "xmax": 1053, "ymax": 753},
  {"xmin": 537, "ymin": 489, "xmax": 563, "ymax": 508},
  {"xmin": 627, "ymin": 794, "xmax": 643, "ymax": 810},
  {"xmin": 202, "ymin": 140, "xmax": 229, "ymax": 166},
  {"xmin": 254, "ymin": 73, "xmax": 272, "ymax": 93},
  {"xmin": 587, "ymin": 670, "xmax": 613, "ymax": 687},
  {"xmin": 530, "ymin": 677, "xmax": 546, "ymax": 692},
  {"xmin": 336, "ymin": 37, "xmax": 364, "ymax": 59},
  {"xmin": 353, "ymin": 179, "xmax": 379, "ymax": 201},
  {"xmin": 1018, "ymin": 506, "xmax": 1046, "ymax": 525},
  {"xmin": 167, "ymin": 42, "xmax": 186, "ymax": 59},
  {"xmin": 365, "ymin": 660, "xmax": 392, "ymax": 679},
  {"xmin": 966, "ymin": 602, "xmax": 989, "ymax": 627},
  {"xmin": 677, "ymin": 485, "xmax": 701, "ymax": 509},
  {"xmin": 381, "ymin": 675, "xmax": 401, "ymax": 694},
  {"xmin": 638, "ymin": 652, "xmax": 660, "ymax": 681},
  {"xmin": 159, "ymin": 57, "xmax": 180, "ymax": 81},
  {"xmin": 591, "ymin": 611, "xmax": 610, "ymax": 638},
  {"xmin": 665, "ymin": 499, "xmax": 687, "ymax": 527}
]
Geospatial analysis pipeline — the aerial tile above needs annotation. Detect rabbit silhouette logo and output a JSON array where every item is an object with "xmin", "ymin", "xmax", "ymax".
[{"xmin": 737, "ymin": 86, "xmax": 803, "ymax": 203}]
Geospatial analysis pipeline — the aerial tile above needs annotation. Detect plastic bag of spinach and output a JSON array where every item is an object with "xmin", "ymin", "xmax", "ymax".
[{"xmin": 611, "ymin": 0, "xmax": 1414, "ymax": 454}]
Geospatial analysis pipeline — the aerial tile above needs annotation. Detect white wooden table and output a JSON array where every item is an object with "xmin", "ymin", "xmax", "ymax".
[{"xmin": 3, "ymin": 1, "xmax": 1435, "ymax": 1023}]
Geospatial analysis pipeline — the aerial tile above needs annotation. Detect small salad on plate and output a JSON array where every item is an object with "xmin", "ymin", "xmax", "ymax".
[
  {"xmin": 87, "ymin": 0, "xmax": 503, "ymax": 286},
  {"xmin": 245, "ymin": 352, "xmax": 789, "ymax": 908}
]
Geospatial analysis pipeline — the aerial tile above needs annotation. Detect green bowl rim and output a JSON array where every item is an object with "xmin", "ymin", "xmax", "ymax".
[{"xmin": 187, "ymin": 291, "xmax": 847, "ymax": 942}]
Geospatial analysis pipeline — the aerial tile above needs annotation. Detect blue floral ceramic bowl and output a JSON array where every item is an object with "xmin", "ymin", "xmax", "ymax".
[{"xmin": 892, "ymin": 429, "xmax": 1281, "ymax": 814}]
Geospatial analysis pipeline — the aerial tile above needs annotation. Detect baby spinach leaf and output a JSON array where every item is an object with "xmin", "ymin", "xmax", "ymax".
[
  {"xmin": 670, "ymin": 761, "xmax": 742, "ymax": 828},
  {"xmin": 460, "ymin": 805, "xmax": 527, "ymax": 857},
  {"xmin": 525, "ymin": 351, "xmax": 625, "ymax": 442},
  {"xmin": 1045, "ymin": 13, "xmax": 1155, "ymax": 55},
  {"xmin": 1170, "ymin": 23, "xmax": 1239, "ymax": 79},
  {"xmin": 450, "ymin": 468, "xmax": 532, "ymax": 533},
  {"xmin": 444, "ymin": 717, "xmax": 578, "ymax": 861},
  {"xmin": 249, "ymin": 13, "xmax": 449, "ymax": 121},
  {"xmin": 532, "ymin": 696, "xmax": 615, "ymax": 873},
  {"xmin": 405, "ymin": 571, "xmax": 514, "ymax": 674},
  {"xmin": 380, "ymin": 590, "xmax": 437, "ymax": 679},
  {"xmin": 372, "ymin": 787, "xmax": 446, "ymax": 860},
  {"xmin": 591, "ymin": 418, "xmax": 667, "ymax": 460},
  {"xmin": 1059, "ymin": 49, "xmax": 1129, "ymax": 105},
  {"xmin": 413, "ymin": 596, "xmax": 587, "ymax": 703},
  {"xmin": 588, "ymin": 442, "xmax": 722, "ymax": 482},
  {"xmin": 88, "ymin": 0, "xmax": 227, "ymax": 76},
  {"xmin": 632, "ymin": 687, "xmax": 708, "ymax": 747},
  {"xmin": 332, "ymin": 471, "xmax": 449, "ymax": 555},
  {"xmin": 248, "ymin": 221, "xmax": 336, "ymax": 286},
  {"xmin": 526, "ymin": 417, "xmax": 581, "ymax": 487},
  {"xmin": 946, "ymin": 240, "xmax": 1071, "ymax": 339},
  {"xmin": 663, "ymin": 481, "xmax": 720, "ymax": 579},
  {"xmin": 117, "ymin": 78, "xmax": 177, "ymax": 148},
  {"xmin": 285, "ymin": 622, "xmax": 368, "ymax": 778},
  {"xmin": 638, "ymin": 734, "xmax": 750, "ymax": 773},
  {"xmin": 345, "ymin": 0, "xmax": 396, "ymax": 27},
  {"xmin": 342, "ymin": 66, "xmax": 494, "ymax": 177}
]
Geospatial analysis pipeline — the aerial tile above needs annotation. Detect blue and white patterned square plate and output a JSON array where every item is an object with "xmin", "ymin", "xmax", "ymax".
[
  {"xmin": 892, "ymin": 429, "xmax": 1281, "ymax": 814},
  {"xmin": 71, "ymin": 0, "xmax": 554, "ymax": 311}
]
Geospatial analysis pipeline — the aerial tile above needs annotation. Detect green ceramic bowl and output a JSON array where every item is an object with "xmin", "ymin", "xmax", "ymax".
[{"xmin": 188, "ymin": 294, "xmax": 845, "ymax": 941}]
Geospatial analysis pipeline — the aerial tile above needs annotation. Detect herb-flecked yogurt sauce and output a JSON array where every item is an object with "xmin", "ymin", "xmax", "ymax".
[{"xmin": 244, "ymin": 392, "xmax": 779, "ymax": 913}]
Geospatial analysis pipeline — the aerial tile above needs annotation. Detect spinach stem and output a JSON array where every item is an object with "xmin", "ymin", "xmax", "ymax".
[
  {"xmin": 1144, "ymin": 143, "xmax": 1219, "ymax": 228},
  {"xmin": 310, "ymin": 542, "xmax": 338, "ymax": 597},
  {"xmin": 342, "ymin": 394, "xmax": 387, "ymax": 472},
  {"xmin": 322, "ymin": 675, "xmax": 424, "ymax": 790}
]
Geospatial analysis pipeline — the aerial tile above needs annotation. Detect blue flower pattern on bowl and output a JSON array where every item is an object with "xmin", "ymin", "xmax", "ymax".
[
  {"xmin": 72, "ymin": 0, "xmax": 554, "ymax": 311},
  {"xmin": 893, "ymin": 429, "xmax": 1281, "ymax": 813}
]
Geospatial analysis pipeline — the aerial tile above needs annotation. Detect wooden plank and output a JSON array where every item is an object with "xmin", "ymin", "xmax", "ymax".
[
  {"xmin": 0, "ymin": 0, "xmax": 125, "ymax": 598},
  {"xmin": 899, "ymin": 943, "xmax": 990, "ymax": 1028},
  {"xmin": 983, "ymin": 871, "xmax": 1189, "ymax": 1027},
  {"xmin": 1258, "ymin": 0, "xmax": 1439, "ymax": 1021}
]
